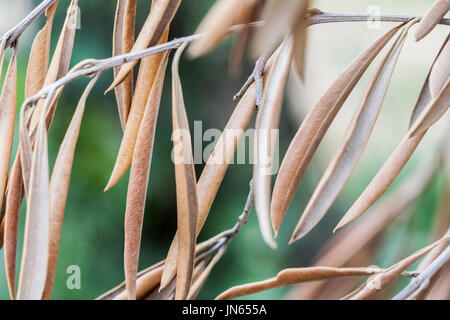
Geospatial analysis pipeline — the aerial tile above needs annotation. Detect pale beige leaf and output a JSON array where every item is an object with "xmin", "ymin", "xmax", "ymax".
[
  {"xmin": 124, "ymin": 52, "xmax": 169, "ymax": 300},
  {"xmin": 107, "ymin": 0, "xmax": 181, "ymax": 91},
  {"xmin": 188, "ymin": 0, "xmax": 257, "ymax": 58},
  {"xmin": 105, "ymin": 29, "xmax": 169, "ymax": 191},
  {"xmin": 25, "ymin": 0, "xmax": 59, "ymax": 99},
  {"xmin": 171, "ymin": 42, "xmax": 198, "ymax": 300},
  {"xmin": 291, "ymin": 0, "xmax": 310, "ymax": 78},
  {"xmin": 254, "ymin": 35, "xmax": 293, "ymax": 247},
  {"xmin": 270, "ymin": 24, "xmax": 404, "ymax": 238},
  {"xmin": 415, "ymin": 0, "xmax": 450, "ymax": 41},
  {"xmin": 17, "ymin": 116, "xmax": 50, "ymax": 300},
  {"xmin": 42, "ymin": 75, "xmax": 99, "ymax": 300},
  {"xmin": 216, "ymin": 266, "xmax": 381, "ymax": 300},
  {"xmin": 291, "ymin": 22, "xmax": 413, "ymax": 241}
]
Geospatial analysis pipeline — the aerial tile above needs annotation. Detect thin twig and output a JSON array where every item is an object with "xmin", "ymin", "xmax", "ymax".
[
  {"xmin": 392, "ymin": 243, "xmax": 450, "ymax": 300},
  {"xmin": 0, "ymin": 0, "xmax": 57, "ymax": 49}
]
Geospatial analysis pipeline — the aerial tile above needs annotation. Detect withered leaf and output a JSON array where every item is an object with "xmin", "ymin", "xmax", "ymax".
[
  {"xmin": 415, "ymin": 0, "xmax": 450, "ymax": 41},
  {"xmin": 124, "ymin": 52, "xmax": 169, "ymax": 300},
  {"xmin": 171, "ymin": 42, "xmax": 198, "ymax": 300},
  {"xmin": 270, "ymin": 24, "xmax": 404, "ymax": 240},
  {"xmin": 291, "ymin": 22, "xmax": 414, "ymax": 241}
]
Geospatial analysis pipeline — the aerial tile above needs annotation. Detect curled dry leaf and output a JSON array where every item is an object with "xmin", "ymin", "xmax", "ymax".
[
  {"xmin": 415, "ymin": 0, "xmax": 450, "ymax": 41},
  {"xmin": 188, "ymin": 0, "xmax": 258, "ymax": 58},
  {"xmin": 42, "ymin": 74, "xmax": 100, "ymax": 300},
  {"xmin": 107, "ymin": 0, "xmax": 181, "ymax": 91},
  {"xmin": 253, "ymin": 35, "xmax": 293, "ymax": 247},
  {"xmin": 171, "ymin": 42, "xmax": 198, "ymax": 300},
  {"xmin": 113, "ymin": 0, "xmax": 137, "ymax": 129},
  {"xmin": 251, "ymin": 0, "xmax": 307, "ymax": 58},
  {"xmin": 216, "ymin": 266, "xmax": 382, "ymax": 300},
  {"xmin": 336, "ymin": 73, "xmax": 449, "ymax": 231},
  {"xmin": 270, "ymin": 23, "xmax": 404, "ymax": 239},
  {"xmin": 0, "ymin": 45, "xmax": 18, "ymax": 218},
  {"xmin": 25, "ymin": 0, "xmax": 59, "ymax": 98},
  {"xmin": 124, "ymin": 52, "xmax": 169, "ymax": 300},
  {"xmin": 291, "ymin": 22, "xmax": 413, "ymax": 241},
  {"xmin": 17, "ymin": 113, "xmax": 50, "ymax": 300},
  {"xmin": 105, "ymin": 29, "xmax": 169, "ymax": 191},
  {"xmin": 350, "ymin": 237, "xmax": 449, "ymax": 299}
]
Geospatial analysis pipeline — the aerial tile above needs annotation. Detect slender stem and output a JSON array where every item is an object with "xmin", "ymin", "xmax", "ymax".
[
  {"xmin": 0, "ymin": 0, "xmax": 57, "ymax": 48},
  {"xmin": 392, "ymin": 244, "xmax": 450, "ymax": 300}
]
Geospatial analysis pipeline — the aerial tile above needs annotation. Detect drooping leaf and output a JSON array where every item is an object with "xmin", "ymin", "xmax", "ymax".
[
  {"xmin": 124, "ymin": 52, "xmax": 169, "ymax": 300},
  {"xmin": 270, "ymin": 24, "xmax": 404, "ymax": 238},
  {"xmin": 291, "ymin": 22, "xmax": 414, "ymax": 241},
  {"xmin": 291, "ymin": 0, "xmax": 310, "ymax": 78},
  {"xmin": 42, "ymin": 75, "xmax": 99, "ymax": 300},
  {"xmin": 107, "ymin": 0, "xmax": 181, "ymax": 91},
  {"xmin": 253, "ymin": 35, "xmax": 293, "ymax": 247},
  {"xmin": 415, "ymin": 0, "xmax": 450, "ymax": 41},
  {"xmin": 171, "ymin": 42, "xmax": 198, "ymax": 300},
  {"xmin": 105, "ymin": 29, "xmax": 169, "ymax": 191}
]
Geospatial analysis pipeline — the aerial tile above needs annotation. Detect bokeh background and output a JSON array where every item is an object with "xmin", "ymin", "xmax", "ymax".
[{"xmin": 0, "ymin": 0, "xmax": 448, "ymax": 299}]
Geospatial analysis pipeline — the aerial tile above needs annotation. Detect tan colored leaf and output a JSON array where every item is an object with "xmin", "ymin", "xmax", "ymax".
[
  {"xmin": 0, "ymin": 46, "xmax": 17, "ymax": 217},
  {"xmin": 124, "ymin": 52, "xmax": 169, "ymax": 300},
  {"xmin": 25, "ymin": 0, "xmax": 59, "ymax": 98},
  {"xmin": 251, "ymin": 0, "xmax": 307, "ymax": 58},
  {"xmin": 188, "ymin": 0, "xmax": 258, "ymax": 58},
  {"xmin": 105, "ymin": 29, "xmax": 169, "ymax": 191},
  {"xmin": 17, "ymin": 115, "xmax": 50, "ymax": 300},
  {"xmin": 291, "ymin": 0, "xmax": 310, "ymax": 78},
  {"xmin": 42, "ymin": 75, "xmax": 99, "ymax": 300},
  {"xmin": 107, "ymin": 0, "xmax": 181, "ymax": 91},
  {"xmin": 254, "ymin": 35, "xmax": 293, "ymax": 248},
  {"xmin": 291, "ymin": 22, "xmax": 413, "ymax": 241},
  {"xmin": 113, "ymin": 0, "xmax": 137, "ymax": 129},
  {"xmin": 3, "ymin": 158, "xmax": 24, "ymax": 299},
  {"xmin": 270, "ymin": 24, "xmax": 404, "ymax": 238},
  {"xmin": 336, "ymin": 77, "xmax": 449, "ymax": 231},
  {"xmin": 171, "ymin": 42, "xmax": 198, "ymax": 300},
  {"xmin": 415, "ymin": 0, "xmax": 450, "ymax": 41},
  {"xmin": 350, "ymin": 238, "xmax": 449, "ymax": 299},
  {"xmin": 216, "ymin": 266, "xmax": 381, "ymax": 300}
]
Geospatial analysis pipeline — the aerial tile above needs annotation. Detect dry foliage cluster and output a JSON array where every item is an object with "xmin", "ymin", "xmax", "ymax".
[{"xmin": 0, "ymin": 0, "xmax": 449, "ymax": 300}]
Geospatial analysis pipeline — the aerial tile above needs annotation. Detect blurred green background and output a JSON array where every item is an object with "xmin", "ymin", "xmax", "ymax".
[{"xmin": 0, "ymin": 0, "xmax": 448, "ymax": 299}]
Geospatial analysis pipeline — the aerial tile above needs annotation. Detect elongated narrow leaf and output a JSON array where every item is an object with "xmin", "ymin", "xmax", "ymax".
[
  {"xmin": 25, "ymin": 0, "xmax": 58, "ymax": 98},
  {"xmin": 113, "ymin": 0, "xmax": 137, "ymax": 129},
  {"xmin": 3, "ymin": 158, "xmax": 24, "ymax": 299},
  {"xmin": 17, "ymin": 116, "xmax": 50, "ymax": 300},
  {"xmin": 0, "ymin": 39, "xmax": 5, "ymax": 78},
  {"xmin": 42, "ymin": 75, "xmax": 99, "ymax": 300},
  {"xmin": 251, "ymin": 0, "xmax": 307, "ymax": 57},
  {"xmin": 254, "ymin": 36, "xmax": 293, "ymax": 248},
  {"xmin": 105, "ymin": 30, "xmax": 169, "ymax": 191},
  {"xmin": 351, "ymin": 238, "xmax": 449, "ymax": 299},
  {"xmin": 216, "ymin": 266, "xmax": 382, "ymax": 300},
  {"xmin": 291, "ymin": 0, "xmax": 309, "ymax": 78},
  {"xmin": 336, "ymin": 77, "xmax": 449, "ymax": 231},
  {"xmin": 291, "ymin": 22, "xmax": 413, "ymax": 241},
  {"xmin": 415, "ymin": 0, "xmax": 450, "ymax": 41},
  {"xmin": 124, "ymin": 53, "xmax": 169, "ymax": 300},
  {"xmin": 409, "ymin": 34, "xmax": 449, "ymax": 127},
  {"xmin": 0, "ymin": 46, "xmax": 17, "ymax": 216},
  {"xmin": 270, "ymin": 24, "xmax": 404, "ymax": 237},
  {"xmin": 108, "ymin": 0, "xmax": 181, "ymax": 91},
  {"xmin": 188, "ymin": 0, "xmax": 257, "ymax": 58},
  {"xmin": 171, "ymin": 43, "xmax": 198, "ymax": 300}
]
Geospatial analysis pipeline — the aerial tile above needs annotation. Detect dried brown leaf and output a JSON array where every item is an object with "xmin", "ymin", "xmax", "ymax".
[
  {"xmin": 188, "ymin": 0, "xmax": 257, "ymax": 58},
  {"xmin": 171, "ymin": 42, "xmax": 198, "ymax": 300},
  {"xmin": 415, "ymin": 0, "xmax": 450, "ymax": 41},
  {"xmin": 42, "ymin": 75, "xmax": 99, "ymax": 300},
  {"xmin": 270, "ymin": 24, "xmax": 404, "ymax": 239},
  {"xmin": 107, "ymin": 0, "xmax": 181, "ymax": 91},
  {"xmin": 253, "ymin": 35, "xmax": 293, "ymax": 247},
  {"xmin": 291, "ymin": 0, "xmax": 310, "ymax": 78},
  {"xmin": 105, "ymin": 29, "xmax": 169, "ymax": 191},
  {"xmin": 124, "ymin": 52, "xmax": 169, "ymax": 300},
  {"xmin": 291, "ymin": 22, "xmax": 413, "ymax": 241}
]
